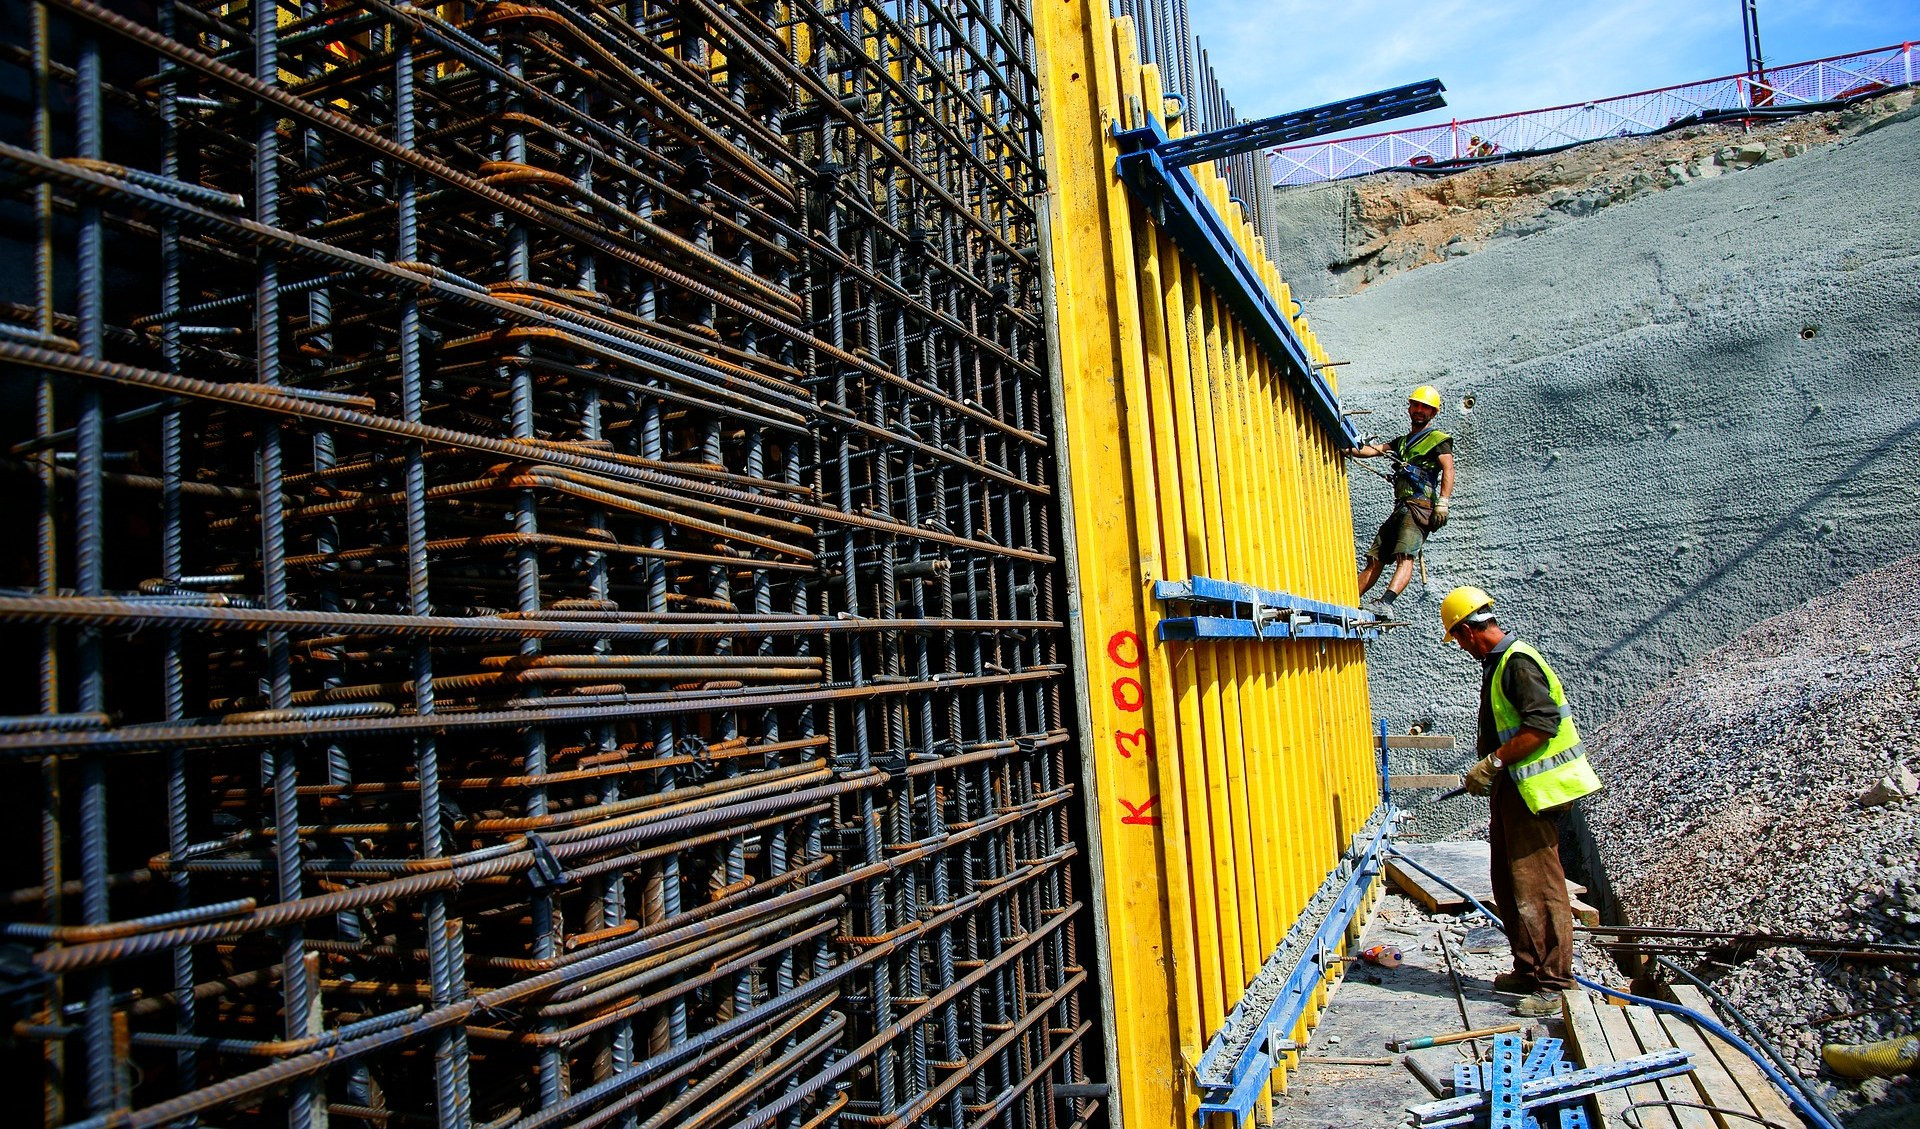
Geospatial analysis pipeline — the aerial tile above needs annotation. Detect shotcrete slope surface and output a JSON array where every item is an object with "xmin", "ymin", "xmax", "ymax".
[
  {"xmin": 1582, "ymin": 554, "xmax": 1920, "ymax": 1125},
  {"xmin": 1294, "ymin": 111, "xmax": 1920, "ymax": 755}
]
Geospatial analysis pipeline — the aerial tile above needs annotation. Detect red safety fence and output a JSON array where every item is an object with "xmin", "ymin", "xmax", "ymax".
[{"xmin": 1270, "ymin": 42, "xmax": 1917, "ymax": 186}]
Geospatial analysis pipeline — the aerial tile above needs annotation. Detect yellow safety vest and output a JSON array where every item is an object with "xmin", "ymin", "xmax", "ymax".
[
  {"xmin": 1489, "ymin": 640, "xmax": 1603, "ymax": 813},
  {"xmin": 1391, "ymin": 428, "xmax": 1450, "ymax": 501}
]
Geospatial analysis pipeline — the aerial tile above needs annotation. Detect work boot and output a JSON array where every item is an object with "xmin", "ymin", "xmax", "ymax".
[
  {"xmin": 1489, "ymin": 972, "xmax": 1534, "ymax": 996},
  {"xmin": 1512, "ymin": 990, "xmax": 1562, "ymax": 1019}
]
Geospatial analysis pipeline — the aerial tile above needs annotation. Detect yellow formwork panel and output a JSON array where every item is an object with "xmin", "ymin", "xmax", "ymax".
[{"xmin": 1031, "ymin": 1, "xmax": 1382, "ymax": 1126}]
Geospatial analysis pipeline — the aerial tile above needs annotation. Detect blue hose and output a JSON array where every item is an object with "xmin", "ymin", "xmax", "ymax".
[{"xmin": 1381, "ymin": 846, "xmax": 1840, "ymax": 1129}]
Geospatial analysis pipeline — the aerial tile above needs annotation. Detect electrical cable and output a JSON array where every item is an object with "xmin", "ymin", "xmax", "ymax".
[{"xmin": 1382, "ymin": 845, "xmax": 1842, "ymax": 1129}]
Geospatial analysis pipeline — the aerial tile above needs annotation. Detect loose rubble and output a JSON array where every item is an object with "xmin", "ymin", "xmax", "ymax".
[{"xmin": 1581, "ymin": 554, "xmax": 1920, "ymax": 1124}]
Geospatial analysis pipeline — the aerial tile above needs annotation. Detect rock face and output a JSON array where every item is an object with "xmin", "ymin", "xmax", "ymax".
[
  {"xmin": 1271, "ymin": 90, "xmax": 1919, "ymax": 300},
  {"xmin": 1284, "ymin": 100, "xmax": 1920, "ymax": 790},
  {"xmin": 1578, "ymin": 554, "xmax": 1920, "ymax": 1124}
]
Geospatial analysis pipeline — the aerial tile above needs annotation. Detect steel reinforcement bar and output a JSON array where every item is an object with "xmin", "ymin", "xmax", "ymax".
[{"xmin": 0, "ymin": 3, "xmax": 1094, "ymax": 1129}]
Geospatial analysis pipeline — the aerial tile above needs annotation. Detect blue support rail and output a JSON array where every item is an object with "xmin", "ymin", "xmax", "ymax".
[
  {"xmin": 1192, "ymin": 804, "xmax": 1400, "ymax": 1121},
  {"xmin": 1154, "ymin": 575, "xmax": 1379, "ymax": 643},
  {"xmin": 1114, "ymin": 117, "xmax": 1363, "ymax": 447},
  {"xmin": 1151, "ymin": 79, "xmax": 1446, "ymax": 169}
]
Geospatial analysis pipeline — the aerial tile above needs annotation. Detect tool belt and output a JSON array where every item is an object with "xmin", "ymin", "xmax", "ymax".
[{"xmin": 1402, "ymin": 497, "xmax": 1442, "ymax": 532}]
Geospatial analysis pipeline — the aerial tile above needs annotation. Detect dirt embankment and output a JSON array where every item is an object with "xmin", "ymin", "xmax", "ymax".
[{"xmin": 1278, "ymin": 90, "xmax": 1920, "ymax": 296}]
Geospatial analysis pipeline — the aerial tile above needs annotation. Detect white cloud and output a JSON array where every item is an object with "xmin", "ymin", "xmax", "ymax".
[{"xmin": 1185, "ymin": 0, "xmax": 1920, "ymax": 128}]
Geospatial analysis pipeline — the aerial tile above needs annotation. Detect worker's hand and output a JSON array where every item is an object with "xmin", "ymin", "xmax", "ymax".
[
  {"xmin": 1431, "ymin": 496, "xmax": 1450, "ymax": 529},
  {"xmin": 1463, "ymin": 755, "xmax": 1500, "ymax": 796}
]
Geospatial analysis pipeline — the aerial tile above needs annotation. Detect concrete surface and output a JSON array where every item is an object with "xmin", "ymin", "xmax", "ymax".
[
  {"xmin": 1273, "ymin": 894, "xmax": 1531, "ymax": 1128},
  {"xmin": 1283, "ymin": 107, "xmax": 1920, "ymax": 804}
]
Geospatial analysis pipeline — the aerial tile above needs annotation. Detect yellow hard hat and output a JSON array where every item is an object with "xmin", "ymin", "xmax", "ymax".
[
  {"xmin": 1439, "ymin": 585, "xmax": 1494, "ymax": 640},
  {"xmin": 1408, "ymin": 385, "xmax": 1443, "ymax": 410}
]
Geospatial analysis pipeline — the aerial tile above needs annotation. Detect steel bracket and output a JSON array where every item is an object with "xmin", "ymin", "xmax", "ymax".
[
  {"xmin": 1155, "ymin": 575, "xmax": 1379, "ymax": 643},
  {"xmin": 1137, "ymin": 80, "xmax": 1447, "ymax": 170}
]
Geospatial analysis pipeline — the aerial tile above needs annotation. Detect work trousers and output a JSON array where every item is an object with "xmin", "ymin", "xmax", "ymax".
[{"xmin": 1489, "ymin": 774, "xmax": 1575, "ymax": 991}]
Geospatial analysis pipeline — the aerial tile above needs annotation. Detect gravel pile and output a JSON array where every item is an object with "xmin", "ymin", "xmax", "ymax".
[{"xmin": 1580, "ymin": 554, "xmax": 1920, "ymax": 1123}]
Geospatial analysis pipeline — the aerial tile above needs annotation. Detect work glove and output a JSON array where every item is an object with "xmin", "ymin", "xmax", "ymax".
[
  {"xmin": 1432, "ymin": 496, "xmax": 1450, "ymax": 529},
  {"xmin": 1463, "ymin": 755, "xmax": 1500, "ymax": 797}
]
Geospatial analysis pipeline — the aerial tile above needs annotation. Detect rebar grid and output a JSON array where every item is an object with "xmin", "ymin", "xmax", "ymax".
[{"xmin": 0, "ymin": 1, "xmax": 1093, "ymax": 1128}]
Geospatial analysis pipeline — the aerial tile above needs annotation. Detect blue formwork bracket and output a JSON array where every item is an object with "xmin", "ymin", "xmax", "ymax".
[
  {"xmin": 1490, "ymin": 1032, "xmax": 1525, "ymax": 1129},
  {"xmin": 1453, "ymin": 1060, "xmax": 1479, "ymax": 1094},
  {"xmin": 1154, "ymin": 575, "xmax": 1380, "ymax": 644},
  {"xmin": 1194, "ymin": 1050, "xmax": 1273, "ymax": 1120},
  {"xmin": 1523, "ymin": 1037, "xmax": 1566, "ymax": 1081},
  {"xmin": 1407, "ymin": 1049, "xmax": 1694, "ymax": 1129}
]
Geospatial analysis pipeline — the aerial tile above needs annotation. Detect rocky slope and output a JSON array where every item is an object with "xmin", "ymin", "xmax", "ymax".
[
  {"xmin": 1283, "ymin": 96, "xmax": 1920, "ymax": 808},
  {"xmin": 1272, "ymin": 89, "xmax": 1920, "ymax": 299}
]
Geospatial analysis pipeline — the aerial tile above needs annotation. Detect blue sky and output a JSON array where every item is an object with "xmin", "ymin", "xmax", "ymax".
[{"xmin": 1187, "ymin": 0, "xmax": 1920, "ymax": 129}]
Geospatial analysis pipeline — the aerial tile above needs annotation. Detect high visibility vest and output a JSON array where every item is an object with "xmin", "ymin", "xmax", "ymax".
[
  {"xmin": 1391, "ymin": 428, "xmax": 1450, "ymax": 501},
  {"xmin": 1489, "ymin": 640, "xmax": 1603, "ymax": 813}
]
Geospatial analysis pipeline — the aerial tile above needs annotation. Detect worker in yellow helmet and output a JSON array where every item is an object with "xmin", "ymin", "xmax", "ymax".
[
  {"xmin": 1345, "ymin": 385, "xmax": 1454, "ymax": 618},
  {"xmin": 1440, "ymin": 585, "xmax": 1604, "ymax": 1019}
]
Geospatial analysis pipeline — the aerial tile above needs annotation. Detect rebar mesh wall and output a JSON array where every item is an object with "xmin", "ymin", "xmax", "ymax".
[{"xmin": 0, "ymin": 2, "xmax": 1095, "ymax": 1128}]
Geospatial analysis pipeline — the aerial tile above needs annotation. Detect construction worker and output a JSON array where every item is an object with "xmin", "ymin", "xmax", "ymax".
[
  {"xmin": 1346, "ymin": 385, "xmax": 1453, "ymax": 618},
  {"xmin": 1439, "ymin": 585, "xmax": 1604, "ymax": 1019}
]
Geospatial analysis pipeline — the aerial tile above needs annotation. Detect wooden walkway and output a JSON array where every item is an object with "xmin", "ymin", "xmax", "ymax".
[{"xmin": 1559, "ymin": 987, "xmax": 1802, "ymax": 1128}]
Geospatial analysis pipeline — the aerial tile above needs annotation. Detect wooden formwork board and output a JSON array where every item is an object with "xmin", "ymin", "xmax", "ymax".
[{"xmin": 1385, "ymin": 840, "xmax": 1586, "ymax": 914}]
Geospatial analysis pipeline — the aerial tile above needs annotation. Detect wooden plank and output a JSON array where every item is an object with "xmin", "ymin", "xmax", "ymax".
[
  {"xmin": 1560, "ymin": 990, "xmax": 1632, "ymax": 1128},
  {"xmin": 1385, "ymin": 734, "xmax": 1457, "ymax": 749},
  {"xmin": 1666, "ymin": 986, "xmax": 1803, "ymax": 1128},
  {"xmin": 1388, "ymin": 773, "xmax": 1463, "ymax": 790},
  {"xmin": 1384, "ymin": 841, "xmax": 1489, "ymax": 913},
  {"xmin": 1570, "ymin": 896, "xmax": 1601, "ymax": 927},
  {"xmin": 1593, "ymin": 999, "xmax": 1680, "ymax": 1129},
  {"xmin": 1657, "ymin": 1011, "xmax": 1761, "ymax": 1129},
  {"xmin": 1624, "ymin": 1005, "xmax": 1715, "ymax": 1129},
  {"xmin": 1385, "ymin": 859, "xmax": 1457, "ymax": 913},
  {"xmin": 1384, "ymin": 841, "xmax": 1587, "ymax": 915}
]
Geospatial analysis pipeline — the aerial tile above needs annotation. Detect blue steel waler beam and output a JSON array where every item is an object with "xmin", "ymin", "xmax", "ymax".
[
  {"xmin": 1152, "ymin": 79, "xmax": 1446, "ymax": 168},
  {"xmin": 1154, "ymin": 575, "xmax": 1379, "ymax": 642},
  {"xmin": 1114, "ymin": 80, "xmax": 1444, "ymax": 449},
  {"xmin": 1192, "ymin": 806, "xmax": 1399, "ymax": 1121},
  {"xmin": 1113, "ymin": 120, "xmax": 1358, "ymax": 446}
]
